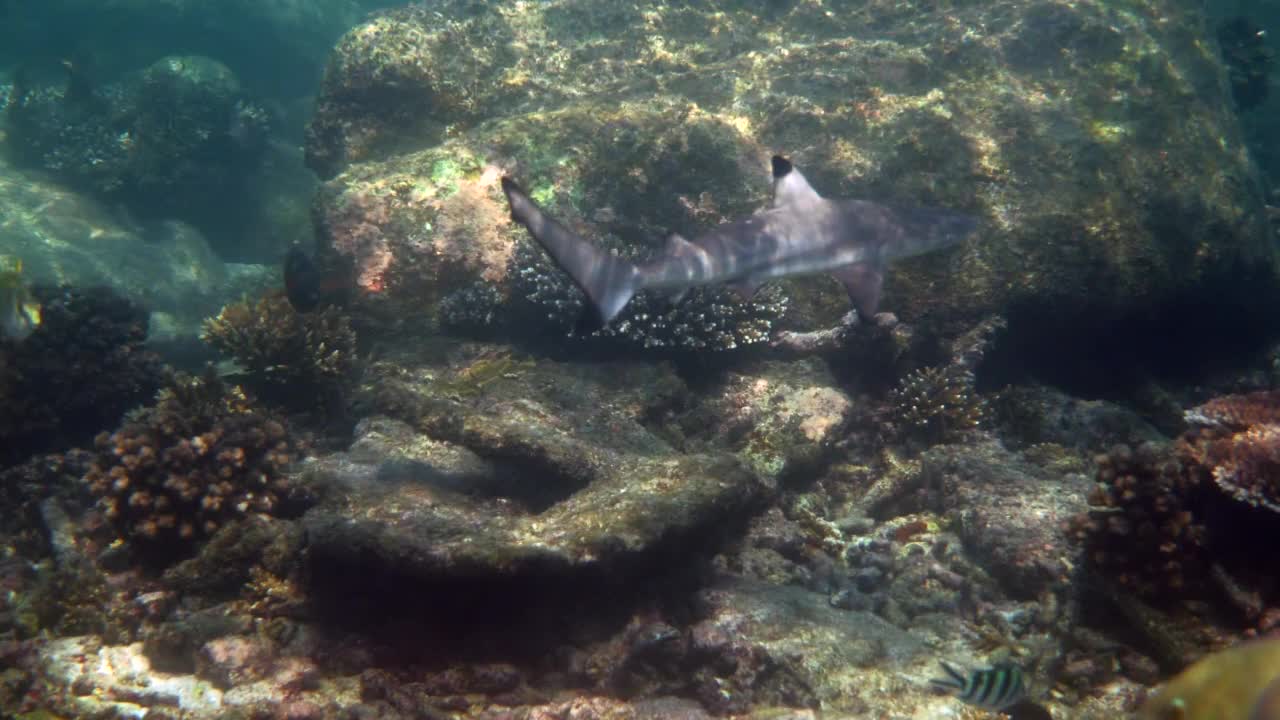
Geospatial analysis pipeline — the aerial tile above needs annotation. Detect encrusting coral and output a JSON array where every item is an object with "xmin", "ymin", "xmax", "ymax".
[
  {"xmin": 201, "ymin": 291, "xmax": 357, "ymax": 401},
  {"xmin": 1179, "ymin": 390, "xmax": 1280, "ymax": 513},
  {"xmin": 84, "ymin": 369, "xmax": 309, "ymax": 559}
]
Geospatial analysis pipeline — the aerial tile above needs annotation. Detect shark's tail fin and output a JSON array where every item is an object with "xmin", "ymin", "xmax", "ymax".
[{"xmin": 501, "ymin": 177, "xmax": 641, "ymax": 329}]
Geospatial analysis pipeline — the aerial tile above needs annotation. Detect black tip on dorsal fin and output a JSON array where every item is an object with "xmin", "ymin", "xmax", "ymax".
[
  {"xmin": 500, "ymin": 176, "xmax": 521, "ymax": 194},
  {"xmin": 772, "ymin": 155, "xmax": 793, "ymax": 179}
]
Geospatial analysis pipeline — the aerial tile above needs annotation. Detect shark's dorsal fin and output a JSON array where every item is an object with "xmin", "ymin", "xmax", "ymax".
[
  {"xmin": 831, "ymin": 262, "xmax": 884, "ymax": 319},
  {"xmin": 772, "ymin": 155, "xmax": 822, "ymax": 208}
]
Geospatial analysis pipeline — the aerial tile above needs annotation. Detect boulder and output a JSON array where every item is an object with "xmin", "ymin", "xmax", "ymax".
[
  {"xmin": 306, "ymin": 0, "xmax": 1277, "ymax": 358},
  {"xmin": 302, "ymin": 340, "xmax": 772, "ymax": 581}
]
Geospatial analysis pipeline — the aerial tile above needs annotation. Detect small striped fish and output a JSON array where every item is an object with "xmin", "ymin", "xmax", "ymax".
[{"xmin": 930, "ymin": 660, "xmax": 1027, "ymax": 711}]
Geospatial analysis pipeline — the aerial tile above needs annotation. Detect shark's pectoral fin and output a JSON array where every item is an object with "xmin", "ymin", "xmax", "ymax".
[
  {"xmin": 832, "ymin": 262, "xmax": 884, "ymax": 319},
  {"xmin": 771, "ymin": 155, "xmax": 823, "ymax": 208},
  {"xmin": 728, "ymin": 278, "xmax": 764, "ymax": 300}
]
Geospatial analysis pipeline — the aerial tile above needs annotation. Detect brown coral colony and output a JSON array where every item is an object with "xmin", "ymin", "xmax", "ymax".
[
  {"xmin": 1072, "ymin": 389, "xmax": 1280, "ymax": 609},
  {"xmin": 84, "ymin": 373, "xmax": 298, "ymax": 551}
]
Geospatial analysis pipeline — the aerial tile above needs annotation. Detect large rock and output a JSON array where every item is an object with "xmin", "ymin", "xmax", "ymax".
[
  {"xmin": 0, "ymin": 158, "xmax": 264, "ymax": 329},
  {"xmin": 687, "ymin": 579, "xmax": 928, "ymax": 715},
  {"xmin": 667, "ymin": 358, "xmax": 854, "ymax": 482},
  {"xmin": 922, "ymin": 441, "xmax": 1091, "ymax": 600},
  {"xmin": 306, "ymin": 0, "xmax": 1278, "ymax": 356},
  {"xmin": 302, "ymin": 340, "xmax": 773, "ymax": 581}
]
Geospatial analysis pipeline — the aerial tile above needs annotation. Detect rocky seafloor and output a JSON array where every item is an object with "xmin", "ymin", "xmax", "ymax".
[{"xmin": 4, "ymin": 0, "xmax": 1280, "ymax": 718}]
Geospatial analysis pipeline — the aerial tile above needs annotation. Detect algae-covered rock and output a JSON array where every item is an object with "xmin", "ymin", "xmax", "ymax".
[
  {"xmin": 0, "ymin": 158, "xmax": 230, "ymax": 323},
  {"xmin": 302, "ymin": 340, "xmax": 771, "ymax": 580},
  {"xmin": 922, "ymin": 441, "xmax": 1090, "ymax": 600},
  {"xmin": 309, "ymin": 0, "xmax": 1278, "ymax": 356},
  {"xmin": 670, "ymin": 358, "xmax": 854, "ymax": 482},
  {"xmin": 688, "ymin": 579, "xmax": 927, "ymax": 715}
]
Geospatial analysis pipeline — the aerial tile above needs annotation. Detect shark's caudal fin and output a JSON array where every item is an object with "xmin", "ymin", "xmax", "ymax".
[{"xmin": 501, "ymin": 177, "xmax": 641, "ymax": 328}]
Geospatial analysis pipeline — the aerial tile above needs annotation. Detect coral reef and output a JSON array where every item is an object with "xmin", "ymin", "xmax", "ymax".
[
  {"xmin": 83, "ymin": 369, "xmax": 308, "ymax": 560},
  {"xmin": 0, "ymin": 285, "xmax": 162, "ymax": 467},
  {"xmin": 1183, "ymin": 389, "xmax": 1280, "ymax": 429},
  {"xmin": 307, "ymin": 0, "xmax": 1280, "ymax": 382},
  {"xmin": 889, "ymin": 365, "xmax": 986, "ymax": 445},
  {"xmin": 4, "ymin": 54, "xmax": 276, "ymax": 253},
  {"xmin": 201, "ymin": 291, "xmax": 357, "ymax": 407}
]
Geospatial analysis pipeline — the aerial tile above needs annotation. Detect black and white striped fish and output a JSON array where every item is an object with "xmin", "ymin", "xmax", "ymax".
[{"xmin": 930, "ymin": 660, "xmax": 1027, "ymax": 711}]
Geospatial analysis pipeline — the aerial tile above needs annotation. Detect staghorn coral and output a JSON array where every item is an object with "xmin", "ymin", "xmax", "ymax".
[
  {"xmin": 0, "ymin": 285, "xmax": 162, "ymax": 467},
  {"xmin": 201, "ymin": 291, "xmax": 357, "ymax": 403},
  {"xmin": 888, "ymin": 365, "xmax": 985, "ymax": 445},
  {"xmin": 84, "ymin": 369, "xmax": 309, "ymax": 559}
]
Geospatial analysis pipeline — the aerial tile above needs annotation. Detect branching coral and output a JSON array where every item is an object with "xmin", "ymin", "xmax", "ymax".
[
  {"xmin": 1071, "ymin": 390, "xmax": 1280, "ymax": 614},
  {"xmin": 0, "ymin": 285, "xmax": 162, "ymax": 467},
  {"xmin": 888, "ymin": 365, "xmax": 985, "ymax": 444},
  {"xmin": 201, "ymin": 291, "xmax": 357, "ymax": 404},
  {"xmin": 1067, "ymin": 442, "xmax": 1210, "ymax": 599},
  {"xmin": 84, "ymin": 369, "xmax": 309, "ymax": 558}
]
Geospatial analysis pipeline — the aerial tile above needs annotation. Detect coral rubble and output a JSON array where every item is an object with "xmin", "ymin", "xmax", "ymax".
[{"xmin": 84, "ymin": 369, "xmax": 309, "ymax": 560}]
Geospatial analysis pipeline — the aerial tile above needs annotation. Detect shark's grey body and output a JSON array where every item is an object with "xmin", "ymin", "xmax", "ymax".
[{"xmin": 501, "ymin": 156, "xmax": 975, "ymax": 329}]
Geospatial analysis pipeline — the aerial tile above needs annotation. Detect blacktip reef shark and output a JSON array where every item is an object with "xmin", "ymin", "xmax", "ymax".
[{"xmin": 500, "ymin": 156, "xmax": 976, "ymax": 331}]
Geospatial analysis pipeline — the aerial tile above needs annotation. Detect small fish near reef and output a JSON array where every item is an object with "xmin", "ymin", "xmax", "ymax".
[
  {"xmin": 282, "ymin": 245, "xmax": 354, "ymax": 313},
  {"xmin": 931, "ymin": 660, "xmax": 1028, "ymax": 712},
  {"xmin": 501, "ymin": 155, "xmax": 975, "ymax": 332},
  {"xmin": 0, "ymin": 259, "xmax": 41, "ymax": 342},
  {"xmin": 1140, "ymin": 635, "xmax": 1280, "ymax": 720}
]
